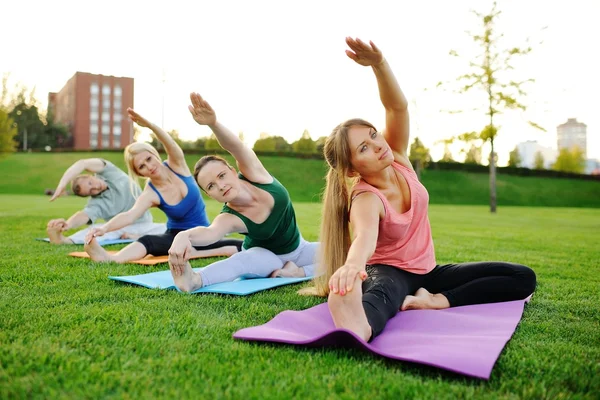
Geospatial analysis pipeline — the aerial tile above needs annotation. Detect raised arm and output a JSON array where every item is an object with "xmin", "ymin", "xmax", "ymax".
[
  {"xmin": 127, "ymin": 108, "xmax": 189, "ymax": 173},
  {"xmin": 168, "ymin": 213, "xmax": 245, "ymax": 274},
  {"xmin": 50, "ymin": 158, "xmax": 106, "ymax": 201},
  {"xmin": 329, "ymin": 193, "xmax": 383, "ymax": 295},
  {"xmin": 83, "ymin": 190, "xmax": 155, "ymax": 244},
  {"xmin": 188, "ymin": 93, "xmax": 271, "ymax": 183},
  {"xmin": 346, "ymin": 37, "xmax": 410, "ymax": 159}
]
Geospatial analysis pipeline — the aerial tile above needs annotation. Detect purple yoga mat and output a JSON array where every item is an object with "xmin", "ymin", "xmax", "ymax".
[{"xmin": 233, "ymin": 298, "xmax": 530, "ymax": 379}]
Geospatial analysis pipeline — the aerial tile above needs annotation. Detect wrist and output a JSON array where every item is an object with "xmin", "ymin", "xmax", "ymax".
[
  {"xmin": 176, "ymin": 232, "xmax": 190, "ymax": 241},
  {"xmin": 371, "ymin": 58, "xmax": 387, "ymax": 70}
]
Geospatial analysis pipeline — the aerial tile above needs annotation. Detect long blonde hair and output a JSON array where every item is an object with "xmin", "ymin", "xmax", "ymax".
[
  {"xmin": 300, "ymin": 118, "xmax": 376, "ymax": 297},
  {"xmin": 123, "ymin": 142, "xmax": 161, "ymax": 197}
]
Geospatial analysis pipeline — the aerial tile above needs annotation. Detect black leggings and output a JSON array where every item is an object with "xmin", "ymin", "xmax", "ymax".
[
  {"xmin": 362, "ymin": 262, "xmax": 536, "ymax": 339},
  {"xmin": 137, "ymin": 229, "xmax": 243, "ymax": 256}
]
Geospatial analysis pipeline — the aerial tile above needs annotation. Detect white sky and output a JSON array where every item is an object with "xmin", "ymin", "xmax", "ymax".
[{"xmin": 2, "ymin": 0, "xmax": 597, "ymax": 164}]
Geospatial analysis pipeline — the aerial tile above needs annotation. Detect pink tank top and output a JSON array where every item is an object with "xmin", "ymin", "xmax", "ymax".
[{"xmin": 351, "ymin": 161, "xmax": 436, "ymax": 274}]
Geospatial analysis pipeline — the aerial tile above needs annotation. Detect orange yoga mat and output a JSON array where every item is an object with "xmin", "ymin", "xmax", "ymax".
[{"xmin": 68, "ymin": 251, "xmax": 220, "ymax": 265}]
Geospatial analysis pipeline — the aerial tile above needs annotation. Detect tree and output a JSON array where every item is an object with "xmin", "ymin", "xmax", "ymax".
[
  {"xmin": 315, "ymin": 136, "xmax": 327, "ymax": 155},
  {"xmin": 436, "ymin": 137, "xmax": 456, "ymax": 162},
  {"xmin": 440, "ymin": 1, "xmax": 544, "ymax": 212},
  {"xmin": 1, "ymin": 73, "xmax": 39, "ymax": 112},
  {"xmin": 272, "ymin": 136, "xmax": 292, "ymax": 152},
  {"xmin": 464, "ymin": 144, "xmax": 482, "ymax": 164},
  {"xmin": 194, "ymin": 136, "xmax": 207, "ymax": 150},
  {"xmin": 552, "ymin": 147, "xmax": 585, "ymax": 174},
  {"xmin": 508, "ymin": 146, "xmax": 522, "ymax": 167},
  {"xmin": 44, "ymin": 109, "xmax": 69, "ymax": 149},
  {"xmin": 253, "ymin": 136, "xmax": 276, "ymax": 152},
  {"xmin": 8, "ymin": 103, "xmax": 45, "ymax": 151},
  {"xmin": 292, "ymin": 130, "xmax": 316, "ymax": 154},
  {"xmin": 456, "ymin": 131, "xmax": 483, "ymax": 164},
  {"xmin": 409, "ymin": 137, "xmax": 431, "ymax": 178},
  {"xmin": 0, "ymin": 109, "xmax": 18, "ymax": 155},
  {"xmin": 204, "ymin": 133, "xmax": 221, "ymax": 151},
  {"xmin": 533, "ymin": 151, "xmax": 545, "ymax": 169}
]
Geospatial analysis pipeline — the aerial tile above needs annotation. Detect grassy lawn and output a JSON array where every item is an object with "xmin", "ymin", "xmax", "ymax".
[
  {"xmin": 2, "ymin": 152, "xmax": 600, "ymax": 207},
  {"xmin": 1, "ymin": 194, "xmax": 598, "ymax": 398}
]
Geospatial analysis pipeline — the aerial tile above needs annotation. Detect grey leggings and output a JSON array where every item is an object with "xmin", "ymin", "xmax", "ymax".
[{"xmin": 199, "ymin": 238, "xmax": 319, "ymax": 286}]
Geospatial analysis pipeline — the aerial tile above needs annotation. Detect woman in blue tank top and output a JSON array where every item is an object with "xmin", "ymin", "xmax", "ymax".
[
  {"xmin": 166, "ymin": 93, "xmax": 319, "ymax": 292},
  {"xmin": 82, "ymin": 108, "xmax": 242, "ymax": 263}
]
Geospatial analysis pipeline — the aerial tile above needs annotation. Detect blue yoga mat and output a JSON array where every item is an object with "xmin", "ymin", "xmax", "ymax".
[
  {"xmin": 37, "ymin": 238, "xmax": 134, "ymax": 246},
  {"xmin": 109, "ymin": 269, "xmax": 313, "ymax": 295}
]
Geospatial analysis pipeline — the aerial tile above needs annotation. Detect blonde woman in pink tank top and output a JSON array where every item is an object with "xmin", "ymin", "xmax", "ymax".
[{"xmin": 304, "ymin": 37, "xmax": 536, "ymax": 342}]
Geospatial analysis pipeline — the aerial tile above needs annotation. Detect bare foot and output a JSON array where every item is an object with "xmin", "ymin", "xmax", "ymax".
[
  {"xmin": 401, "ymin": 288, "xmax": 450, "ymax": 311},
  {"xmin": 171, "ymin": 261, "xmax": 203, "ymax": 293},
  {"xmin": 328, "ymin": 275, "xmax": 372, "ymax": 342},
  {"xmin": 84, "ymin": 238, "xmax": 113, "ymax": 262},
  {"xmin": 120, "ymin": 232, "xmax": 141, "ymax": 240},
  {"xmin": 47, "ymin": 226, "xmax": 73, "ymax": 244},
  {"xmin": 270, "ymin": 261, "xmax": 306, "ymax": 278}
]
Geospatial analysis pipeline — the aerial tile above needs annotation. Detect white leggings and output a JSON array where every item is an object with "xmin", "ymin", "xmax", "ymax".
[
  {"xmin": 198, "ymin": 238, "xmax": 319, "ymax": 286},
  {"xmin": 69, "ymin": 222, "xmax": 166, "ymax": 244}
]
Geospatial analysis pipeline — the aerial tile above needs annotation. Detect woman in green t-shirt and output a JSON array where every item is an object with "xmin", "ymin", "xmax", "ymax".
[{"xmin": 168, "ymin": 93, "xmax": 318, "ymax": 292}]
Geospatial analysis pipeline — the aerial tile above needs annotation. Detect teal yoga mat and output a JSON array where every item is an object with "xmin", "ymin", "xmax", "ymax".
[{"xmin": 109, "ymin": 269, "xmax": 313, "ymax": 295}]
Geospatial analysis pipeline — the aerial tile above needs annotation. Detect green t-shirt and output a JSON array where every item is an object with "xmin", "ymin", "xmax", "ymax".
[
  {"xmin": 221, "ymin": 174, "xmax": 300, "ymax": 255},
  {"xmin": 83, "ymin": 161, "xmax": 152, "ymax": 224}
]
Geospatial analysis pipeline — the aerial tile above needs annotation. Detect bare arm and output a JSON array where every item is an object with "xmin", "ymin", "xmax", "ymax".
[
  {"xmin": 84, "ymin": 190, "xmax": 155, "ymax": 243},
  {"xmin": 127, "ymin": 108, "xmax": 189, "ymax": 173},
  {"xmin": 346, "ymin": 37, "xmax": 410, "ymax": 160},
  {"xmin": 345, "ymin": 193, "xmax": 383, "ymax": 267},
  {"xmin": 188, "ymin": 93, "xmax": 271, "ymax": 183},
  {"xmin": 50, "ymin": 158, "xmax": 106, "ymax": 201},
  {"xmin": 65, "ymin": 211, "xmax": 91, "ymax": 230},
  {"xmin": 47, "ymin": 211, "xmax": 90, "ymax": 232},
  {"xmin": 168, "ymin": 213, "xmax": 245, "ymax": 272},
  {"xmin": 180, "ymin": 214, "xmax": 243, "ymax": 246},
  {"xmin": 329, "ymin": 192, "xmax": 383, "ymax": 294}
]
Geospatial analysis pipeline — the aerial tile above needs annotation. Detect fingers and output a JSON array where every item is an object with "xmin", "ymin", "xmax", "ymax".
[
  {"xmin": 47, "ymin": 219, "xmax": 66, "ymax": 229},
  {"xmin": 359, "ymin": 270, "xmax": 368, "ymax": 281},
  {"xmin": 346, "ymin": 37, "xmax": 368, "ymax": 52},
  {"xmin": 84, "ymin": 228, "xmax": 103, "ymax": 244},
  {"xmin": 345, "ymin": 50, "xmax": 358, "ymax": 62},
  {"xmin": 329, "ymin": 271, "xmax": 340, "ymax": 294},
  {"xmin": 190, "ymin": 92, "xmax": 203, "ymax": 110},
  {"xmin": 369, "ymin": 40, "xmax": 381, "ymax": 53},
  {"xmin": 168, "ymin": 245, "xmax": 189, "ymax": 276},
  {"xmin": 329, "ymin": 266, "xmax": 368, "ymax": 295}
]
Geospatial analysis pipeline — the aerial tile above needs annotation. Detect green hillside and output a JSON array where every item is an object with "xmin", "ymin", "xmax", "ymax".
[{"xmin": 0, "ymin": 152, "xmax": 598, "ymax": 207}]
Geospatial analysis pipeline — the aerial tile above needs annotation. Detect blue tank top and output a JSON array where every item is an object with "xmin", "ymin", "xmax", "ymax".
[{"xmin": 148, "ymin": 162, "xmax": 210, "ymax": 230}]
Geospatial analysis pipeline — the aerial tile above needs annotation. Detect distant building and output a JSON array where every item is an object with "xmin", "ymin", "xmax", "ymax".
[
  {"xmin": 557, "ymin": 118, "xmax": 587, "ymax": 158},
  {"xmin": 48, "ymin": 72, "xmax": 134, "ymax": 150},
  {"xmin": 516, "ymin": 140, "xmax": 556, "ymax": 169}
]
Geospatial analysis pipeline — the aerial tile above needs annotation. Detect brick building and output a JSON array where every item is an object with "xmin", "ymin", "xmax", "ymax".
[{"xmin": 48, "ymin": 72, "xmax": 134, "ymax": 150}]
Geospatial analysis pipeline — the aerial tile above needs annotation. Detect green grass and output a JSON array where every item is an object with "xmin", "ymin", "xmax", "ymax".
[
  {"xmin": 1, "ymin": 152, "xmax": 599, "ymax": 207},
  {"xmin": 1, "ymin": 195, "xmax": 598, "ymax": 398}
]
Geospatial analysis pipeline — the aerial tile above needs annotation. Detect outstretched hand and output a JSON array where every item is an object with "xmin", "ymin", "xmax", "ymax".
[
  {"xmin": 47, "ymin": 218, "xmax": 69, "ymax": 232},
  {"xmin": 127, "ymin": 108, "xmax": 153, "ymax": 128},
  {"xmin": 84, "ymin": 226, "xmax": 106, "ymax": 244},
  {"xmin": 329, "ymin": 263, "xmax": 368, "ymax": 296},
  {"xmin": 49, "ymin": 184, "xmax": 67, "ymax": 202},
  {"xmin": 188, "ymin": 93, "xmax": 217, "ymax": 126},
  {"xmin": 345, "ymin": 37, "xmax": 384, "ymax": 67},
  {"xmin": 168, "ymin": 234, "xmax": 193, "ymax": 276}
]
